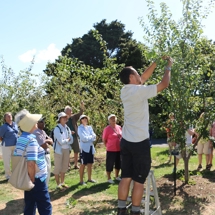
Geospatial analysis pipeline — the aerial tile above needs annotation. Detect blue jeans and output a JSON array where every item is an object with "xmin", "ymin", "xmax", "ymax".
[{"xmin": 24, "ymin": 178, "xmax": 52, "ymax": 215}]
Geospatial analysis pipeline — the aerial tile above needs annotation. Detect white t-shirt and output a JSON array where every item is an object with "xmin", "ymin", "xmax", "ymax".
[
  {"xmin": 185, "ymin": 131, "xmax": 192, "ymax": 146},
  {"xmin": 121, "ymin": 84, "xmax": 157, "ymax": 142}
]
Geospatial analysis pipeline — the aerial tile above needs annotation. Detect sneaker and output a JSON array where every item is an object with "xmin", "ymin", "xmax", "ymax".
[
  {"xmin": 206, "ymin": 164, "xmax": 212, "ymax": 170},
  {"xmin": 197, "ymin": 164, "xmax": 202, "ymax": 171},
  {"xmin": 117, "ymin": 207, "xmax": 129, "ymax": 215},
  {"xmin": 79, "ymin": 182, "xmax": 87, "ymax": 185},
  {"xmin": 115, "ymin": 177, "xmax": 121, "ymax": 181},
  {"xmin": 87, "ymin": 179, "xmax": 96, "ymax": 183},
  {"xmin": 107, "ymin": 179, "xmax": 114, "ymax": 184}
]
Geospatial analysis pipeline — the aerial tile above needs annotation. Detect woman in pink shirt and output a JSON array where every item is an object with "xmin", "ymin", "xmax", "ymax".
[{"xmin": 102, "ymin": 114, "xmax": 122, "ymax": 184}]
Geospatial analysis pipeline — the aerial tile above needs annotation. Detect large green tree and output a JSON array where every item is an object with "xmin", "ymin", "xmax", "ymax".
[
  {"xmin": 61, "ymin": 19, "xmax": 148, "ymax": 70},
  {"xmin": 140, "ymin": 0, "xmax": 215, "ymax": 183},
  {"xmin": 43, "ymin": 31, "xmax": 124, "ymax": 141}
]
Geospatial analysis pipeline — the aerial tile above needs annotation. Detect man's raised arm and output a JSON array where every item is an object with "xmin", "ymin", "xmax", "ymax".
[
  {"xmin": 141, "ymin": 62, "xmax": 157, "ymax": 84},
  {"xmin": 157, "ymin": 57, "xmax": 173, "ymax": 93}
]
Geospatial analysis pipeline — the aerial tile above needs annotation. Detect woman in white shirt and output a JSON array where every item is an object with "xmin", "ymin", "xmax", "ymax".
[
  {"xmin": 174, "ymin": 128, "xmax": 196, "ymax": 171},
  {"xmin": 53, "ymin": 112, "xmax": 73, "ymax": 190},
  {"xmin": 78, "ymin": 115, "xmax": 96, "ymax": 185}
]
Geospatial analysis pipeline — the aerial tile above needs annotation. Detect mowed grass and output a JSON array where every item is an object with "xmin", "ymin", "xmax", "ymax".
[
  {"xmin": 151, "ymin": 146, "xmax": 200, "ymax": 178},
  {"xmin": 0, "ymin": 144, "xmax": 204, "ymax": 215}
]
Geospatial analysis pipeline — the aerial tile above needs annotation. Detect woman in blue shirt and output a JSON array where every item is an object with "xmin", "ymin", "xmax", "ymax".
[
  {"xmin": 0, "ymin": 112, "xmax": 18, "ymax": 180},
  {"xmin": 14, "ymin": 109, "xmax": 52, "ymax": 215},
  {"xmin": 78, "ymin": 115, "xmax": 96, "ymax": 185}
]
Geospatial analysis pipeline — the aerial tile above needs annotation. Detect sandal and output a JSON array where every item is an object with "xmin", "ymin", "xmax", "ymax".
[
  {"xmin": 56, "ymin": 185, "xmax": 64, "ymax": 191},
  {"xmin": 61, "ymin": 183, "xmax": 69, "ymax": 188}
]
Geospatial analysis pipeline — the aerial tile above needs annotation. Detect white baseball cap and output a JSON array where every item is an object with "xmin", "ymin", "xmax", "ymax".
[{"xmin": 108, "ymin": 114, "xmax": 116, "ymax": 121}]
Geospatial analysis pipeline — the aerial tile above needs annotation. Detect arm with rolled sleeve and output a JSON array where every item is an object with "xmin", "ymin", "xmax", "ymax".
[
  {"xmin": 78, "ymin": 126, "xmax": 96, "ymax": 142},
  {"xmin": 54, "ymin": 127, "xmax": 70, "ymax": 145}
]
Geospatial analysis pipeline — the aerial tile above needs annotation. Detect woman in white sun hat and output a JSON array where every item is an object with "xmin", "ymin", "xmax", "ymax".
[
  {"xmin": 78, "ymin": 114, "xmax": 96, "ymax": 185},
  {"xmin": 52, "ymin": 112, "xmax": 73, "ymax": 190},
  {"xmin": 102, "ymin": 114, "xmax": 122, "ymax": 183},
  {"xmin": 14, "ymin": 109, "xmax": 52, "ymax": 215}
]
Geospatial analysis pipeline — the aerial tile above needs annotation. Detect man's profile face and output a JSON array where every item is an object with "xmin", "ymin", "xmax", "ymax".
[{"xmin": 131, "ymin": 68, "xmax": 141, "ymax": 85}]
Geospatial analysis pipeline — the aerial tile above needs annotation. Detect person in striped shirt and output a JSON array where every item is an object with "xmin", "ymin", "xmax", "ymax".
[{"xmin": 14, "ymin": 109, "xmax": 52, "ymax": 215}]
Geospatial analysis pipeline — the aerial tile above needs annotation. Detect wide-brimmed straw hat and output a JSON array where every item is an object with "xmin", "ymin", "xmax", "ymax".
[{"xmin": 19, "ymin": 113, "xmax": 42, "ymax": 132}]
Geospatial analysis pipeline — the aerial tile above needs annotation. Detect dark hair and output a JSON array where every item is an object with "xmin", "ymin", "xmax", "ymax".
[{"xmin": 119, "ymin": 66, "xmax": 135, "ymax": 84}]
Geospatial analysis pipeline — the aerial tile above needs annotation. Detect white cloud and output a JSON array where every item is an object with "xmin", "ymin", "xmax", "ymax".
[
  {"xmin": 18, "ymin": 43, "xmax": 61, "ymax": 63},
  {"xmin": 18, "ymin": 49, "xmax": 37, "ymax": 63}
]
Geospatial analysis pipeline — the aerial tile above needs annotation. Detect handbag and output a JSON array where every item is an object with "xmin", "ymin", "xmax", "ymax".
[{"xmin": 9, "ymin": 139, "xmax": 35, "ymax": 191}]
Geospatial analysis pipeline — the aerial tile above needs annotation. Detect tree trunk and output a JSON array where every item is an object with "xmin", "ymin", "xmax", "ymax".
[{"xmin": 184, "ymin": 156, "xmax": 190, "ymax": 184}]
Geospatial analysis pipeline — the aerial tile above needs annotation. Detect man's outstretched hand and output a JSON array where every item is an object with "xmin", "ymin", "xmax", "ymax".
[
  {"xmin": 80, "ymin": 101, "xmax": 85, "ymax": 109},
  {"xmin": 162, "ymin": 56, "xmax": 173, "ymax": 67}
]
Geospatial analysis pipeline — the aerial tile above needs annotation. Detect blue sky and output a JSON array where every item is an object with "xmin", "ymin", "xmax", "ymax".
[{"xmin": 0, "ymin": 0, "xmax": 214, "ymax": 75}]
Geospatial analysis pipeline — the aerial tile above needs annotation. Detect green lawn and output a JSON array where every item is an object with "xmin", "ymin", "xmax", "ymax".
[{"xmin": 0, "ymin": 145, "xmax": 212, "ymax": 215}]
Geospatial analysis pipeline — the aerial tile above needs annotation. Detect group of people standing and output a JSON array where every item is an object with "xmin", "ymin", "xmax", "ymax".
[
  {"xmin": 166, "ymin": 112, "xmax": 215, "ymax": 171},
  {"xmin": 0, "ymin": 103, "xmax": 123, "ymax": 214}
]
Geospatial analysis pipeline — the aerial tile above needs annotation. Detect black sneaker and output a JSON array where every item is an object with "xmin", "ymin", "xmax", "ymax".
[
  {"xmin": 117, "ymin": 207, "xmax": 128, "ymax": 215},
  {"xmin": 130, "ymin": 211, "xmax": 140, "ymax": 215},
  {"xmin": 197, "ymin": 164, "xmax": 202, "ymax": 171}
]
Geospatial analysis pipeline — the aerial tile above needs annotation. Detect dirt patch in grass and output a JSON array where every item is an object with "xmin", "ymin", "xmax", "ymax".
[{"xmin": 156, "ymin": 172, "xmax": 215, "ymax": 215}]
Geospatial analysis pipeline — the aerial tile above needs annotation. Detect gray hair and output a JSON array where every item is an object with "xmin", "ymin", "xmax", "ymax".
[
  {"xmin": 4, "ymin": 112, "xmax": 12, "ymax": 121},
  {"xmin": 15, "ymin": 109, "xmax": 29, "ymax": 125},
  {"xmin": 64, "ymin": 105, "xmax": 72, "ymax": 112}
]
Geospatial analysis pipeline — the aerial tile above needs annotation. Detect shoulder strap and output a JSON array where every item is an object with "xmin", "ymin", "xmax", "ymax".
[
  {"xmin": 109, "ymin": 125, "xmax": 121, "ymax": 139},
  {"xmin": 65, "ymin": 125, "xmax": 70, "ymax": 133},
  {"xmin": 56, "ymin": 125, "xmax": 62, "ymax": 134},
  {"xmin": 53, "ymin": 125, "xmax": 64, "ymax": 152}
]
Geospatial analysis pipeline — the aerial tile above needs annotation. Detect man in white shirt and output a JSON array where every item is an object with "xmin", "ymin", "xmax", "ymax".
[{"xmin": 117, "ymin": 56, "xmax": 173, "ymax": 215}]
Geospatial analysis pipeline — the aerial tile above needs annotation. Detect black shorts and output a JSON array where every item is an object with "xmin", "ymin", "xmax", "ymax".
[
  {"xmin": 120, "ymin": 138, "xmax": 151, "ymax": 184},
  {"xmin": 80, "ymin": 146, "xmax": 94, "ymax": 165},
  {"xmin": 106, "ymin": 151, "xmax": 121, "ymax": 172}
]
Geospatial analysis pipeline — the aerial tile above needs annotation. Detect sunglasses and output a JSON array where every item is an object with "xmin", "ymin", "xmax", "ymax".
[{"xmin": 81, "ymin": 117, "xmax": 87, "ymax": 120}]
